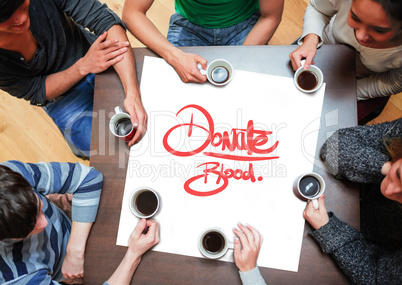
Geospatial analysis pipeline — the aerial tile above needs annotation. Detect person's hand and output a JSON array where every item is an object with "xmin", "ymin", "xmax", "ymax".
[
  {"xmin": 61, "ymin": 246, "xmax": 84, "ymax": 282},
  {"xmin": 303, "ymin": 195, "xmax": 330, "ymax": 230},
  {"xmin": 78, "ymin": 31, "xmax": 130, "ymax": 76},
  {"xmin": 233, "ymin": 224, "xmax": 263, "ymax": 272},
  {"xmin": 127, "ymin": 218, "xmax": 160, "ymax": 259},
  {"xmin": 124, "ymin": 94, "xmax": 148, "ymax": 146},
  {"xmin": 169, "ymin": 50, "xmax": 208, "ymax": 83},
  {"xmin": 289, "ymin": 34, "xmax": 319, "ymax": 71}
]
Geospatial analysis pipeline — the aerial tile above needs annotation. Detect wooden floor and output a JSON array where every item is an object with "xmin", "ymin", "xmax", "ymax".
[{"xmin": 0, "ymin": 0, "xmax": 401, "ymax": 165}]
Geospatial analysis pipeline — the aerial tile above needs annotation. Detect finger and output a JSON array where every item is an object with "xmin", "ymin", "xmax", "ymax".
[
  {"xmin": 233, "ymin": 238, "xmax": 242, "ymax": 259},
  {"xmin": 104, "ymin": 47, "xmax": 128, "ymax": 61},
  {"xmin": 233, "ymin": 225, "xmax": 249, "ymax": 248},
  {"xmin": 318, "ymin": 194, "xmax": 326, "ymax": 212},
  {"xmin": 303, "ymin": 53, "xmax": 314, "ymax": 70},
  {"xmin": 133, "ymin": 218, "xmax": 148, "ymax": 237},
  {"xmin": 238, "ymin": 223, "xmax": 254, "ymax": 243},
  {"xmin": 129, "ymin": 123, "xmax": 146, "ymax": 146},
  {"xmin": 196, "ymin": 56, "xmax": 208, "ymax": 70},
  {"xmin": 94, "ymin": 31, "xmax": 108, "ymax": 44},
  {"xmin": 247, "ymin": 225, "xmax": 262, "ymax": 246},
  {"xmin": 289, "ymin": 52, "xmax": 301, "ymax": 71}
]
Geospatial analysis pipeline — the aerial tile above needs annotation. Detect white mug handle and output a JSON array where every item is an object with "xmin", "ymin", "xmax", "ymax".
[
  {"xmin": 114, "ymin": 106, "xmax": 123, "ymax": 114},
  {"xmin": 197, "ymin": 63, "xmax": 207, "ymax": 75},
  {"xmin": 227, "ymin": 241, "xmax": 234, "ymax": 250},
  {"xmin": 312, "ymin": 198, "xmax": 319, "ymax": 210}
]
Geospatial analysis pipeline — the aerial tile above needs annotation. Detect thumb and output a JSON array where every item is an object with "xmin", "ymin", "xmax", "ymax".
[
  {"xmin": 95, "ymin": 31, "xmax": 108, "ymax": 43},
  {"xmin": 233, "ymin": 238, "xmax": 241, "ymax": 259},
  {"xmin": 318, "ymin": 194, "xmax": 327, "ymax": 211},
  {"xmin": 133, "ymin": 218, "xmax": 147, "ymax": 237}
]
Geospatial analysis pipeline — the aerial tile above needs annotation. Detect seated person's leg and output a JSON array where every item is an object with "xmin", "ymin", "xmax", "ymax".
[
  {"xmin": 43, "ymin": 74, "xmax": 95, "ymax": 159},
  {"xmin": 167, "ymin": 13, "xmax": 213, "ymax": 47}
]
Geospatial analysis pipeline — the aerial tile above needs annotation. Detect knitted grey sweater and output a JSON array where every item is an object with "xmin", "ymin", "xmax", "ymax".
[{"xmin": 310, "ymin": 118, "xmax": 402, "ymax": 285}]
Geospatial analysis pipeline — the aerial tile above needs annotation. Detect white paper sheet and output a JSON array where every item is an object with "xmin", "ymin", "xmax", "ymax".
[{"xmin": 116, "ymin": 56, "xmax": 326, "ymax": 272}]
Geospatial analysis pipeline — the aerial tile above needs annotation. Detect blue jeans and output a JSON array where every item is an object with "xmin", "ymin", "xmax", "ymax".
[
  {"xmin": 43, "ymin": 74, "xmax": 94, "ymax": 159},
  {"xmin": 167, "ymin": 11, "xmax": 261, "ymax": 46}
]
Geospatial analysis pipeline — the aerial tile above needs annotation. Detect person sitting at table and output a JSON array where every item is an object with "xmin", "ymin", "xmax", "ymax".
[
  {"xmin": 289, "ymin": 0, "xmax": 402, "ymax": 123},
  {"xmin": 0, "ymin": 0, "xmax": 147, "ymax": 159},
  {"xmin": 122, "ymin": 0, "xmax": 284, "ymax": 83},
  {"xmin": 303, "ymin": 118, "xmax": 402, "ymax": 284},
  {"xmin": 0, "ymin": 160, "xmax": 160, "ymax": 284}
]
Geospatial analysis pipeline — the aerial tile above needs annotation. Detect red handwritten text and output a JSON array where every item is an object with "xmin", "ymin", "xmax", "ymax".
[{"xmin": 163, "ymin": 105, "xmax": 279, "ymax": 196}]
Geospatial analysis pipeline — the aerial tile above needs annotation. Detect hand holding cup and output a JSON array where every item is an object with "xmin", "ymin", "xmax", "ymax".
[
  {"xmin": 197, "ymin": 59, "xmax": 234, "ymax": 86},
  {"xmin": 294, "ymin": 172, "xmax": 326, "ymax": 209}
]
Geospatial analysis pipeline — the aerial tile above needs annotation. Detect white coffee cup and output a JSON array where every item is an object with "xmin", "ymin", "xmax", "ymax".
[
  {"xmin": 294, "ymin": 172, "xmax": 326, "ymax": 209},
  {"xmin": 197, "ymin": 59, "xmax": 234, "ymax": 86},
  {"xmin": 109, "ymin": 106, "xmax": 135, "ymax": 142},
  {"xmin": 294, "ymin": 60, "xmax": 324, "ymax": 93},
  {"xmin": 129, "ymin": 187, "xmax": 161, "ymax": 219},
  {"xmin": 198, "ymin": 228, "xmax": 234, "ymax": 259}
]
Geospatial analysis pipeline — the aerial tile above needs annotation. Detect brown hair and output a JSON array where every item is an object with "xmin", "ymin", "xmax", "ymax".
[{"xmin": 384, "ymin": 137, "xmax": 402, "ymax": 162}]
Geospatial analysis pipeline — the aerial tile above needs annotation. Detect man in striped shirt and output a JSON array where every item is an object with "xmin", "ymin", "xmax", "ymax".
[{"xmin": 0, "ymin": 161, "xmax": 159, "ymax": 284}]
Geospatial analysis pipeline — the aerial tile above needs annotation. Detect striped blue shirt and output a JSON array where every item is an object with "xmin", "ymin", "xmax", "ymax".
[{"xmin": 0, "ymin": 161, "xmax": 103, "ymax": 284}]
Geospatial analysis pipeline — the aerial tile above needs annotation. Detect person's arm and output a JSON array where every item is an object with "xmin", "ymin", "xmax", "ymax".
[
  {"xmin": 357, "ymin": 68, "xmax": 402, "ymax": 100},
  {"xmin": 289, "ymin": 0, "xmax": 339, "ymax": 70},
  {"xmin": 44, "ymin": 31, "xmax": 128, "ymax": 101},
  {"xmin": 233, "ymin": 224, "xmax": 267, "ymax": 285},
  {"xmin": 104, "ymin": 24, "xmax": 147, "ymax": 145},
  {"xmin": 320, "ymin": 119, "xmax": 402, "ymax": 183},
  {"xmin": 304, "ymin": 195, "xmax": 402, "ymax": 284},
  {"xmin": 243, "ymin": 0, "xmax": 284, "ymax": 46},
  {"xmin": 106, "ymin": 219, "xmax": 160, "ymax": 285},
  {"xmin": 122, "ymin": 0, "xmax": 207, "ymax": 83},
  {"xmin": 62, "ymin": 221, "xmax": 93, "ymax": 280}
]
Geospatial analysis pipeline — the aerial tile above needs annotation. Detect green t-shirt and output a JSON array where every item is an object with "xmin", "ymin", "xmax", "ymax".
[{"xmin": 175, "ymin": 0, "xmax": 259, "ymax": 28}]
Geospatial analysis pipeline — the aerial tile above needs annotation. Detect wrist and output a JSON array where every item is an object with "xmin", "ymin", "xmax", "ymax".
[
  {"xmin": 75, "ymin": 58, "xmax": 90, "ymax": 77},
  {"xmin": 164, "ymin": 47, "xmax": 184, "ymax": 67},
  {"xmin": 304, "ymin": 34, "xmax": 320, "ymax": 46}
]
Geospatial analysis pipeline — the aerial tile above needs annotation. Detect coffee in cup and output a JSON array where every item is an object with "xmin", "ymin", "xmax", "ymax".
[
  {"xmin": 293, "ymin": 61, "xmax": 324, "ymax": 93},
  {"xmin": 294, "ymin": 172, "xmax": 325, "ymax": 209},
  {"xmin": 109, "ymin": 106, "xmax": 135, "ymax": 142},
  {"xmin": 129, "ymin": 187, "xmax": 160, "ymax": 219},
  {"xmin": 197, "ymin": 59, "xmax": 234, "ymax": 86},
  {"xmin": 198, "ymin": 228, "xmax": 234, "ymax": 259}
]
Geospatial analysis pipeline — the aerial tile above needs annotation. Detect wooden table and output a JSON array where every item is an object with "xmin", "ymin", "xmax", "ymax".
[{"xmin": 86, "ymin": 45, "xmax": 358, "ymax": 284}]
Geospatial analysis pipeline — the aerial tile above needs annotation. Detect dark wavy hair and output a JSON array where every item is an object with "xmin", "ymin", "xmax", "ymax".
[
  {"xmin": 372, "ymin": 0, "xmax": 402, "ymax": 23},
  {"xmin": 0, "ymin": 0, "xmax": 26, "ymax": 23},
  {"xmin": 0, "ymin": 165, "xmax": 38, "ymax": 240}
]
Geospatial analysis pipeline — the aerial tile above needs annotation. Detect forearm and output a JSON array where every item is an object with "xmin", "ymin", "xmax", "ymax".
[
  {"xmin": 243, "ymin": 14, "xmax": 282, "ymax": 45},
  {"xmin": 356, "ymin": 69, "xmax": 402, "ymax": 100},
  {"xmin": 66, "ymin": 221, "xmax": 93, "ymax": 261},
  {"xmin": 106, "ymin": 250, "xmax": 142, "ymax": 285},
  {"xmin": 244, "ymin": 0, "xmax": 284, "ymax": 45},
  {"xmin": 106, "ymin": 25, "xmax": 140, "ymax": 98},
  {"xmin": 45, "ymin": 58, "xmax": 89, "ymax": 100},
  {"xmin": 122, "ymin": 9, "xmax": 182, "ymax": 67}
]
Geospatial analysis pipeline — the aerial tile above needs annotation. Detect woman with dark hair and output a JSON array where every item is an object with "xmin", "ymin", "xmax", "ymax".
[
  {"xmin": 289, "ymin": 0, "xmax": 402, "ymax": 123},
  {"xmin": 0, "ymin": 0, "xmax": 147, "ymax": 158},
  {"xmin": 304, "ymin": 118, "xmax": 402, "ymax": 284}
]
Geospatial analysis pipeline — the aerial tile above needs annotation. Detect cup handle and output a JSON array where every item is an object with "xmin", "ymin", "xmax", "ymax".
[
  {"xmin": 115, "ymin": 106, "xmax": 123, "ymax": 114},
  {"xmin": 197, "ymin": 63, "xmax": 207, "ymax": 76},
  {"xmin": 228, "ymin": 241, "xmax": 234, "ymax": 250},
  {"xmin": 312, "ymin": 198, "xmax": 319, "ymax": 210}
]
